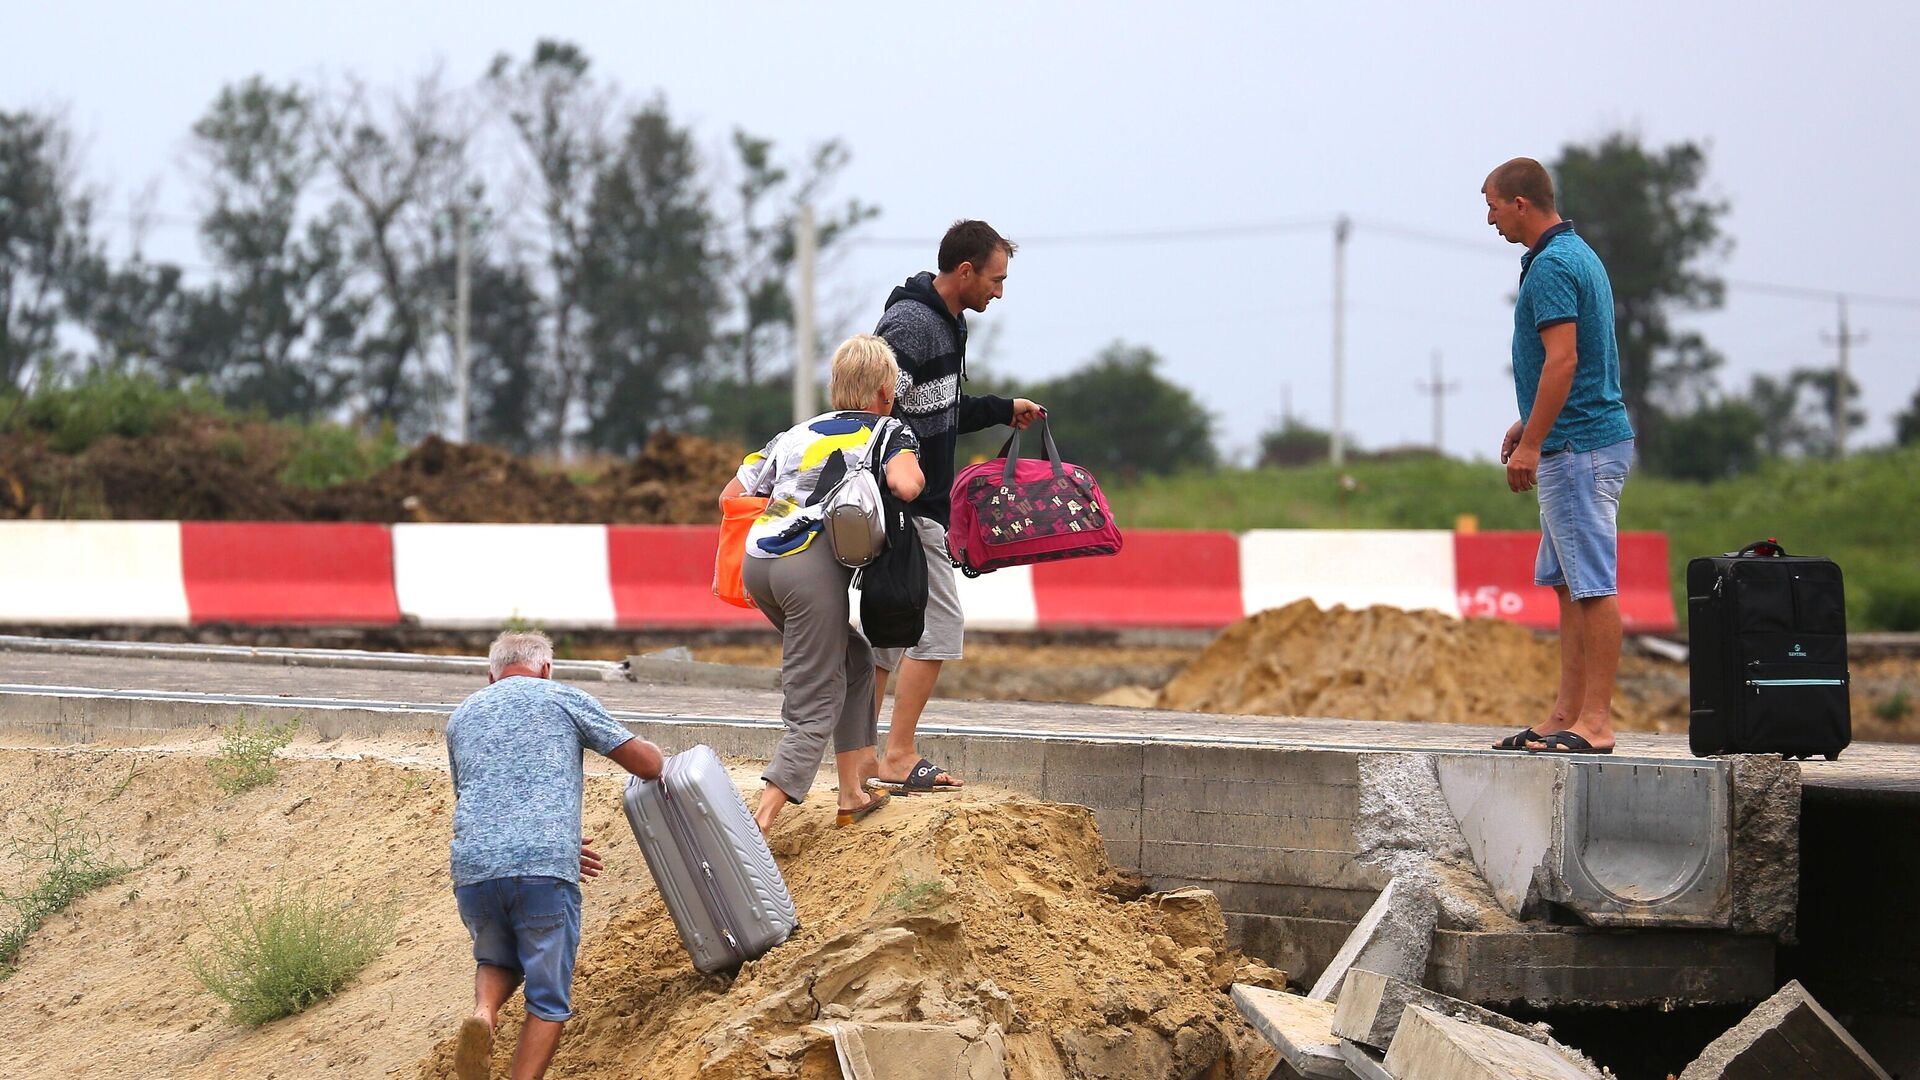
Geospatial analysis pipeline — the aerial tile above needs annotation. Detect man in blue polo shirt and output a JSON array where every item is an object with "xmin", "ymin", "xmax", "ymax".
[{"xmin": 1482, "ymin": 157, "xmax": 1636, "ymax": 755}]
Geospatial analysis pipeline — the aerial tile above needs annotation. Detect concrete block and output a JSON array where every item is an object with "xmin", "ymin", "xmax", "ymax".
[
  {"xmin": 1144, "ymin": 806, "xmax": 1357, "ymax": 852},
  {"xmin": 1228, "ymin": 984, "xmax": 1354, "ymax": 1079},
  {"xmin": 1309, "ymin": 877, "xmax": 1437, "ymax": 1002},
  {"xmin": 1332, "ymin": 968, "xmax": 1550, "ymax": 1051},
  {"xmin": 1335, "ymin": 1040, "xmax": 1395, "ymax": 1080},
  {"xmin": 1144, "ymin": 743, "xmax": 1359, "ymax": 786},
  {"xmin": 1139, "ymin": 841, "xmax": 1379, "ymax": 889},
  {"xmin": 1168, "ymin": 877, "xmax": 1382, "ymax": 923},
  {"xmin": 1678, "ymin": 979, "xmax": 1891, "ymax": 1080},
  {"xmin": 1142, "ymin": 774, "xmax": 1361, "ymax": 820},
  {"xmin": 1227, "ymin": 913, "xmax": 1356, "ymax": 989},
  {"xmin": 827, "ymin": 1020, "xmax": 1008, "ymax": 1080},
  {"xmin": 1426, "ymin": 928, "xmax": 1774, "ymax": 1007},
  {"xmin": 1382, "ymin": 1006, "xmax": 1594, "ymax": 1080},
  {"xmin": 1041, "ymin": 739, "xmax": 1143, "ymax": 806},
  {"xmin": 1434, "ymin": 753, "xmax": 1733, "ymax": 928},
  {"xmin": 1726, "ymin": 755, "xmax": 1800, "ymax": 941}
]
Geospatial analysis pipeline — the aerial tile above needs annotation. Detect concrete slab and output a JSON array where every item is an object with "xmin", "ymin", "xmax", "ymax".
[
  {"xmin": 1229, "ymin": 984, "xmax": 1354, "ymax": 1079},
  {"xmin": 1336, "ymin": 1040, "xmax": 1395, "ymax": 1080},
  {"xmin": 1382, "ymin": 1006, "xmax": 1594, "ymax": 1080},
  {"xmin": 1678, "ymin": 980, "xmax": 1892, "ymax": 1080},
  {"xmin": 1426, "ymin": 926, "xmax": 1774, "ymax": 1007},
  {"xmin": 825, "ymin": 1020, "xmax": 1008, "ymax": 1080},
  {"xmin": 1434, "ymin": 753, "xmax": 1734, "ymax": 928},
  {"xmin": 1308, "ymin": 877, "xmax": 1436, "ymax": 1002},
  {"xmin": 1331, "ymin": 968, "xmax": 1549, "ymax": 1051}
]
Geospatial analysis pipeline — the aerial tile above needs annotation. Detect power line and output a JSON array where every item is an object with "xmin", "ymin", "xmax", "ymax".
[{"xmin": 849, "ymin": 215, "xmax": 1331, "ymax": 248}]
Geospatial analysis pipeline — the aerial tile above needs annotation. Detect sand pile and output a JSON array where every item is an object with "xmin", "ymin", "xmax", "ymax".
[
  {"xmin": 415, "ymin": 794, "xmax": 1275, "ymax": 1080},
  {"xmin": 0, "ymin": 735, "xmax": 1273, "ymax": 1080},
  {"xmin": 1157, "ymin": 599, "xmax": 1667, "ymax": 731}
]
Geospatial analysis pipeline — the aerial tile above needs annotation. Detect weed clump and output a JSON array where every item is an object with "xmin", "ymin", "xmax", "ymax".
[
  {"xmin": 0, "ymin": 807, "xmax": 129, "ymax": 975},
  {"xmin": 210, "ymin": 713, "xmax": 297, "ymax": 795},
  {"xmin": 191, "ymin": 883, "xmax": 394, "ymax": 1025},
  {"xmin": 879, "ymin": 871, "xmax": 950, "ymax": 913}
]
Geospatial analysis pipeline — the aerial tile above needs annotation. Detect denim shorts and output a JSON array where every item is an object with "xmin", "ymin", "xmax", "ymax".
[
  {"xmin": 1534, "ymin": 438, "xmax": 1635, "ymax": 600},
  {"xmin": 453, "ymin": 876, "xmax": 582, "ymax": 1022}
]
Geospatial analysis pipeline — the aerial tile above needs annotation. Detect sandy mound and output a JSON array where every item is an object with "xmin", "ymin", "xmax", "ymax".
[
  {"xmin": 0, "ymin": 735, "xmax": 1272, "ymax": 1080},
  {"xmin": 415, "ymin": 796, "xmax": 1274, "ymax": 1080},
  {"xmin": 1157, "ymin": 599, "xmax": 1669, "ymax": 731}
]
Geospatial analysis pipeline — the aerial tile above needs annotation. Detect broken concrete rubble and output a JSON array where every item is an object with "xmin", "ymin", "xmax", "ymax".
[
  {"xmin": 1307, "ymin": 877, "xmax": 1437, "ymax": 1002},
  {"xmin": 822, "ymin": 1020, "xmax": 1008, "ymax": 1080},
  {"xmin": 1229, "ymin": 984, "xmax": 1352, "ymax": 1080},
  {"xmin": 1330, "ymin": 967, "xmax": 1550, "ymax": 1051},
  {"xmin": 1678, "ymin": 979, "xmax": 1891, "ymax": 1080},
  {"xmin": 1382, "ymin": 1005, "xmax": 1597, "ymax": 1080}
]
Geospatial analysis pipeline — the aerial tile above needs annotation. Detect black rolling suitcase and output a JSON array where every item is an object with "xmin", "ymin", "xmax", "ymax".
[{"xmin": 1688, "ymin": 538, "xmax": 1850, "ymax": 759}]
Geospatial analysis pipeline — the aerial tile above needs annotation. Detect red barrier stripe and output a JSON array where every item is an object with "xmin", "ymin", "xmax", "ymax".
[
  {"xmin": 1451, "ymin": 531, "xmax": 1677, "ymax": 634},
  {"xmin": 181, "ymin": 522, "xmax": 399, "ymax": 624},
  {"xmin": 607, "ymin": 525, "xmax": 766, "ymax": 628},
  {"xmin": 1032, "ymin": 530, "xmax": 1243, "ymax": 628}
]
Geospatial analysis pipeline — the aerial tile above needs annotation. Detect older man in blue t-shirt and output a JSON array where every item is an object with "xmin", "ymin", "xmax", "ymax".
[
  {"xmin": 1483, "ymin": 157, "xmax": 1636, "ymax": 756},
  {"xmin": 445, "ymin": 630, "xmax": 663, "ymax": 1080}
]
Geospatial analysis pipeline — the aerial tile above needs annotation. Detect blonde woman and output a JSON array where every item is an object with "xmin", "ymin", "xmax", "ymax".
[{"xmin": 719, "ymin": 334, "xmax": 925, "ymax": 833}]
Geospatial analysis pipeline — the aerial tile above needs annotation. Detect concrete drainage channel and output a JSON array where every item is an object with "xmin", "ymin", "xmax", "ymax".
[{"xmin": 0, "ymin": 638, "xmax": 1910, "ymax": 1078}]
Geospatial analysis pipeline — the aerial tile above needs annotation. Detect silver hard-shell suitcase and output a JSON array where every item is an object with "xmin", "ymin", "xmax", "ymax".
[{"xmin": 621, "ymin": 744, "xmax": 798, "ymax": 973}]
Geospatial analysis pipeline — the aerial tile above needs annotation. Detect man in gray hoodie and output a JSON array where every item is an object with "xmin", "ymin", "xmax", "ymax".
[{"xmin": 869, "ymin": 219, "xmax": 1043, "ymax": 793}]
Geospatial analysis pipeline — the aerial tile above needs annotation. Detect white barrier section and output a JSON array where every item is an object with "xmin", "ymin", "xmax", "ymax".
[
  {"xmin": 0, "ymin": 521, "xmax": 190, "ymax": 624},
  {"xmin": 953, "ymin": 564, "xmax": 1039, "ymax": 631},
  {"xmin": 1239, "ymin": 529, "xmax": 1459, "ymax": 617},
  {"xmin": 393, "ymin": 524, "xmax": 616, "ymax": 627}
]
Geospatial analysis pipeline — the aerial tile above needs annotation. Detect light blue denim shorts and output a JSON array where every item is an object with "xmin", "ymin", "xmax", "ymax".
[
  {"xmin": 454, "ymin": 875, "xmax": 582, "ymax": 1022},
  {"xmin": 1534, "ymin": 438, "xmax": 1635, "ymax": 600}
]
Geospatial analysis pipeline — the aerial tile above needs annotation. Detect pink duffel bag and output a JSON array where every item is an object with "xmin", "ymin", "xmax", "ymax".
[{"xmin": 947, "ymin": 413, "xmax": 1123, "ymax": 577}]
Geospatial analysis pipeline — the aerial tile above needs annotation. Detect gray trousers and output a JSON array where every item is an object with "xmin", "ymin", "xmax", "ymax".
[{"xmin": 744, "ymin": 539, "xmax": 877, "ymax": 803}]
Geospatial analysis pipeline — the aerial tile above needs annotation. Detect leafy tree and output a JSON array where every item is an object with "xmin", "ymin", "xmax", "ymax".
[
  {"xmin": 1552, "ymin": 134, "xmax": 1730, "ymax": 468},
  {"xmin": 484, "ymin": 40, "xmax": 617, "ymax": 451},
  {"xmin": 721, "ymin": 132, "xmax": 877, "ymax": 391},
  {"xmin": 578, "ymin": 101, "xmax": 724, "ymax": 455},
  {"xmin": 176, "ymin": 78, "xmax": 359, "ymax": 417},
  {"xmin": 1650, "ymin": 396, "xmax": 1767, "ymax": 482},
  {"xmin": 1785, "ymin": 367, "xmax": 1864, "ymax": 459},
  {"xmin": 0, "ymin": 109, "xmax": 93, "ymax": 387},
  {"xmin": 313, "ymin": 72, "xmax": 471, "ymax": 434},
  {"xmin": 1021, "ymin": 342, "xmax": 1216, "ymax": 478},
  {"xmin": 1898, "ymin": 384, "xmax": 1920, "ymax": 447},
  {"xmin": 1257, "ymin": 419, "xmax": 1333, "ymax": 467}
]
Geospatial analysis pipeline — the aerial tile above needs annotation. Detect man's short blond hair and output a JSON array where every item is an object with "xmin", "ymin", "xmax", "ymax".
[
  {"xmin": 829, "ymin": 334, "xmax": 901, "ymax": 411},
  {"xmin": 489, "ymin": 629, "xmax": 553, "ymax": 677}
]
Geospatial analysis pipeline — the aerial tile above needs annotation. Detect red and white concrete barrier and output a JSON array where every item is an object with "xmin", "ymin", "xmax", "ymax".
[{"xmin": 0, "ymin": 521, "xmax": 1679, "ymax": 633}]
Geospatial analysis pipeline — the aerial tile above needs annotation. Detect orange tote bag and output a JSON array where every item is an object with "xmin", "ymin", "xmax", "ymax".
[{"xmin": 714, "ymin": 496, "xmax": 769, "ymax": 609}]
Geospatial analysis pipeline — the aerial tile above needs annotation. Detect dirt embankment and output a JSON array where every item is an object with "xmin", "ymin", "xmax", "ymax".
[
  {"xmin": 0, "ymin": 417, "xmax": 743, "ymax": 524},
  {"xmin": 0, "ymin": 734, "xmax": 1275, "ymax": 1080},
  {"xmin": 1152, "ymin": 599, "xmax": 1920, "ymax": 742}
]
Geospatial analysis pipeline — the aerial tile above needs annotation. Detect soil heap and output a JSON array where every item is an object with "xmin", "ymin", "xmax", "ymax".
[
  {"xmin": 1157, "ymin": 598, "xmax": 1669, "ymax": 731},
  {"xmin": 0, "ymin": 415, "xmax": 744, "ymax": 525},
  {"xmin": 416, "ymin": 795, "xmax": 1276, "ymax": 1080}
]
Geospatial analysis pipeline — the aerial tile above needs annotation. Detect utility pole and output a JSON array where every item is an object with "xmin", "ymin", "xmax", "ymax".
[
  {"xmin": 1819, "ymin": 296, "xmax": 1866, "ymax": 459},
  {"xmin": 791, "ymin": 204, "xmax": 818, "ymax": 424},
  {"xmin": 1330, "ymin": 215, "xmax": 1351, "ymax": 466},
  {"xmin": 451, "ymin": 206, "xmax": 471, "ymax": 443},
  {"xmin": 1414, "ymin": 350, "xmax": 1460, "ymax": 454}
]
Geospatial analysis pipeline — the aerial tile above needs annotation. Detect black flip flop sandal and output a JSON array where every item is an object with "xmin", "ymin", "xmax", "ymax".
[
  {"xmin": 1525, "ymin": 731, "xmax": 1614, "ymax": 755},
  {"xmin": 866, "ymin": 757, "xmax": 962, "ymax": 794},
  {"xmin": 1493, "ymin": 727, "xmax": 1543, "ymax": 751}
]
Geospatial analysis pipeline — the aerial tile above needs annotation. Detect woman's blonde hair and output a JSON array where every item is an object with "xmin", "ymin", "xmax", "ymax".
[{"xmin": 829, "ymin": 334, "xmax": 900, "ymax": 411}]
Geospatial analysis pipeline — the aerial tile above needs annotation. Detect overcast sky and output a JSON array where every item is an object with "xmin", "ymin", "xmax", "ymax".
[{"xmin": 8, "ymin": 1, "xmax": 1917, "ymax": 462}]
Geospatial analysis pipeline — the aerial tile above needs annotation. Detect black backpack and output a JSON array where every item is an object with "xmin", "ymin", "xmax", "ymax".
[{"xmin": 856, "ymin": 483, "xmax": 926, "ymax": 649}]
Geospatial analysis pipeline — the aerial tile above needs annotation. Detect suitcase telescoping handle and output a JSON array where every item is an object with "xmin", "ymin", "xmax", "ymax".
[
  {"xmin": 1731, "ymin": 537, "xmax": 1789, "ymax": 558},
  {"xmin": 993, "ymin": 409, "xmax": 1066, "ymax": 485}
]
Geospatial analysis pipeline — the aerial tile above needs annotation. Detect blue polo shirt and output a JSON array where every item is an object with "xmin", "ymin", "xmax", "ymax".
[{"xmin": 1512, "ymin": 221, "xmax": 1634, "ymax": 451}]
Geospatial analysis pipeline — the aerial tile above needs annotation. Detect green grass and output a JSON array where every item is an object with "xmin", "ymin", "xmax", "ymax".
[
  {"xmin": 878, "ymin": 872, "xmax": 950, "ymax": 913},
  {"xmin": 210, "ymin": 714, "xmax": 298, "ymax": 795},
  {"xmin": 190, "ymin": 882, "xmax": 394, "ymax": 1025},
  {"xmin": 1105, "ymin": 445, "xmax": 1920, "ymax": 630},
  {"xmin": 0, "ymin": 807, "xmax": 130, "ymax": 976}
]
